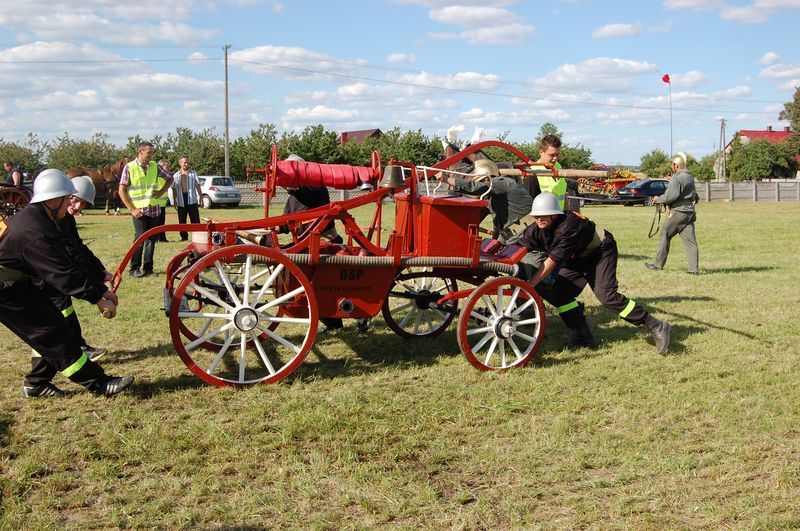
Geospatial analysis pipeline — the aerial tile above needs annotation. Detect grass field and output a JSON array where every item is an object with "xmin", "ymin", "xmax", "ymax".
[{"xmin": 1, "ymin": 201, "xmax": 799, "ymax": 528}]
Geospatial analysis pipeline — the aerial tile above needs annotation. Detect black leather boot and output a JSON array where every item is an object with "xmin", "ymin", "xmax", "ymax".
[{"xmin": 645, "ymin": 315, "xmax": 671, "ymax": 355}]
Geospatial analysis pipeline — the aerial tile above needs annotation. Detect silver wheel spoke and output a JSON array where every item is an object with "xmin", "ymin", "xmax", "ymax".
[
  {"xmin": 189, "ymin": 282, "xmax": 236, "ymax": 312},
  {"xmin": 249, "ymin": 331, "xmax": 276, "ymax": 375},
  {"xmin": 239, "ymin": 333, "xmax": 247, "ymax": 382},
  {"xmin": 185, "ymin": 321, "xmax": 236, "ymax": 351},
  {"xmin": 507, "ymin": 337, "xmax": 525, "ymax": 361},
  {"xmin": 242, "ymin": 254, "xmax": 253, "ymax": 305},
  {"xmin": 178, "ymin": 311, "xmax": 231, "ymax": 320},
  {"xmin": 504, "ymin": 287, "xmax": 521, "ymax": 317},
  {"xmin": 392, "ymin": 300, "xmax": 416, "ymax": 313},
  {"xmin": 481, "ymin": 294, "xmax": 498, "ymax": 317},
  {"xmin": 399, "ymin": 306, "xmax": 417, "ymax": 329},
  {"xmin": 216, "ymin": 260, "xmax": 241, "ymax": 306},
  {"xmin": 510, "ymin": 297, "xmax": 535, "ymax": 317},
  {"xmin": 257, "ymin": 324, "xmax": 303, "ymax": 355},
  {"xmin": 467, "ymin": 324, "xmax": 494, "ymax": 336},
  {"xmin": 483, "ymin": 336, "xmax": 499, "ymax": 365},
  {"xmin": 256, "ymin": 285, "xmax": 305, "ymax": 313},
  {"xmin": 471, "ymin": 330, "xmax": 495, "ymax": 353},
  {"xmin": 514, "ymin": 331, "xmax": 536, "ymax": 343},
  {"xmin": 254, "ymin": 263, "xmax": 284, "ymax": 303},
  {"xmin": 207, "ymin": 333, "xmax": 236, "ymax": 374}
]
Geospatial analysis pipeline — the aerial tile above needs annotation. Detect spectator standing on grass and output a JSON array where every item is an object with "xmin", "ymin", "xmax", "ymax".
[
  {"xmin": 118, "ymin": 142, "xmax": 174, "ymax": 278},
  {"xmin": 519, "ymin": 192, "xmax": 672, "ymax": 354},
  {"xmin": 0, "ymin": 169, "xmax": 133, "ymax": 398},
  {"xmin": 170, "ymin": 156, "xmax": 202, "ymax": 241},
  {"xmin": 645, "ymin": 152, "xmax": 699, "ymax": 275},
  {"xmin": 3, "ymin": 161, "xmax": 23, "ymax": 186}
]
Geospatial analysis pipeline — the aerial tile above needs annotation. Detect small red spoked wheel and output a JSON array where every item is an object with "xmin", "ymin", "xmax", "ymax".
[
  {"xmin": 169, "ymin": 244, "xmax": 318, "ymax": 386},
  {"xmin": 457, "ymin": 276, "xmax": 546, "ymax": 371},
  {"xmin": 381, "ymin": 270, "xmax": 458, "ymax": 339}
]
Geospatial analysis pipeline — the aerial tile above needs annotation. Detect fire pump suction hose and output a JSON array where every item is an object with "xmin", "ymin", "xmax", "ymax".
[{"xmin": 249, "ymin": 253, "xmax": 518, "ymax": 275}]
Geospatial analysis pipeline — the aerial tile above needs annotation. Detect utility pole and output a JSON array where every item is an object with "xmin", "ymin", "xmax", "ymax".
[
  {"xmin": 223, "ymin": 44, "xmax": 231, "ymax": 179},
  {"xmin": 717, "ymin": 118, "xmax": 727, "ymax": 181}
]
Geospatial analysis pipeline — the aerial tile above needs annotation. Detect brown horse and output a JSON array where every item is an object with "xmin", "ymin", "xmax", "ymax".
[
  {"xmin": 65, "ymin": 158, "xmax": 129, "ymax": 214},
  {"xmin": 65, "ymin": 166, "xmax": 120, "ymax": 214},
  {"xmin": 99, "ymin": 157, "xmax": 129, "ymax": 215}
]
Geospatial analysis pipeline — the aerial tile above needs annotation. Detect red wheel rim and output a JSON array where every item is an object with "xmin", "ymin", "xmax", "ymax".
[
  {"xmin": 457, "ymin": 277, "xmax": 546, "ymax": 371},
  {"xmin": 169, "ymin": 245, "xmax": 318, "ymax": 386}
]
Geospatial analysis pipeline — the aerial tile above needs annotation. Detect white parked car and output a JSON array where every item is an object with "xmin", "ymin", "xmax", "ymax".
[{"xmin": 198, "ymin": 176, "xmax": 241, "ymax": 208}]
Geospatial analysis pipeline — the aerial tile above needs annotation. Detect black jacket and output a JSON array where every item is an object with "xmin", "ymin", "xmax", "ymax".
[
  {"xmin": 518, "ymin": 211, "xmax": 597, "ymax": 265},
  {"xmin": 0, "ymin": 204, "xmax": 107, "ymax": 303}
]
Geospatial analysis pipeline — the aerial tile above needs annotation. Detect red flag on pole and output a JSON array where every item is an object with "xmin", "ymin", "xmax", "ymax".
[{"xmin": 662, "ymin": 74, "xmax": 671, "ymax": 84}]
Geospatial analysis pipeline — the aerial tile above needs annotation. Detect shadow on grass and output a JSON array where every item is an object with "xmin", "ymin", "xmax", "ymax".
[
  {"xmin": 697, "ymin": 265, "xmax": 776, "ymax": 274},
  {"xmin": 106, "ymin": 343, "xmax": 178, "ymax": 362},
  {"xmin": 618, "ymin": 253, "xmax": 652, "ymax": 261},
  {"xmin": 293, "ymin": 325, "xmax": 462, "ymax": 382}
]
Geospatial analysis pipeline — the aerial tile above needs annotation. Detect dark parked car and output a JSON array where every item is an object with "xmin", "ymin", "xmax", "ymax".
[{"xmin": 613, "ymin": 178, "xmax": 668, "ymax": 206}]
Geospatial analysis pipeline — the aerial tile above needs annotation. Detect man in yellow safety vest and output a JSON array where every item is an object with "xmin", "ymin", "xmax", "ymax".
[{"xmin": 118, "ymin": 142, "xmax": 174, "ymax": 278}]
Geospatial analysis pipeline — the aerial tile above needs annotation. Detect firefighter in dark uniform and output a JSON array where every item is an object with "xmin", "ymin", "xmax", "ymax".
[
  {"xmin": 0, "ymin": 169, "xmax": 134, "ymax": 398},
  {"xmin": 518, "ymin": 192, "xmax": 672, "ymax": 354},
  {"xmin": 31, "ymin": 176, "xmax": 110, "ymax": 371}
]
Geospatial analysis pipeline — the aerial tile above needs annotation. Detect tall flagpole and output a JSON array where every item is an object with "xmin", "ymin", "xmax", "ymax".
[
  {"xmin": 223, "ymin": 44, "xmax": 231, "ymax": 179},
  {"xmin": 663, "ymin": 73, "xmax": 673, "ymax": 158},
  {"xmin": 668, "ymin": 81, "xmax": 673, "ymax": 158}
]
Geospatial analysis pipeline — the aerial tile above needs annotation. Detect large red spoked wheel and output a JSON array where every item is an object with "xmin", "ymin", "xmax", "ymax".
[
  {"xmin": 381, "ymin": 270, "xmax": 458, "ymax": 338},
  {"xmin": 169, "ymin": 245, "xmax": 318, "ymax": 386},
  {"xmin": 457, "ymin": 277, "xmax": 546, "ymax": 371}
]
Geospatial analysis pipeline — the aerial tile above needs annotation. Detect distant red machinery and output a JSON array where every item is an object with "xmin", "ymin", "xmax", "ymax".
[
  {"xmin": 112, "ymin": 141, "xmax": 551, "ymax": 387},
  {"xmin": 0, "ymin": 184, "xmax": 30, "ymax": 219}
]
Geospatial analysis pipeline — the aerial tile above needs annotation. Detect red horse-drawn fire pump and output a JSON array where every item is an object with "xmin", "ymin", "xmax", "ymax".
[{"xmin": 111, "ymin": 141, "xmax": 549, "ymax": 387}]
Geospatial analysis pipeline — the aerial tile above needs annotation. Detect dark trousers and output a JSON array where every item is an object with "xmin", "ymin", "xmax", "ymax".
[
  {"xmin": 157, "ymin": 206, "xmax": 167, "ymax": 241},
  {"xmin": 31, "ymin": 294, "xmax": 88, "ymax": 377},
  {"xmin": 177, "ymin": 195, "xmax": 200, "ymax": 240},
  {"xmin": 130, "ymin": 215, "xmax": 161, "ymax": 272},
  {"xmin": 0, "ymin": 281, "xmax": 105, "ymax": 388},
  {"xmin": 536, "ymin": 233, "xmax": 649, "ymax": 326}
]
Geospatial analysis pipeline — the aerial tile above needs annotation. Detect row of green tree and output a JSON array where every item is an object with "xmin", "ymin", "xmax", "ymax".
[{"xmin": 2, "ymin": 87, "xmax": 798, "ymax": 181}]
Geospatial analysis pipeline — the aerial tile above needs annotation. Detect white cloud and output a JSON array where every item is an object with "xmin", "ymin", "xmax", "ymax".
[
  {"xmin": 758, "ymin": 52, "xmax": 779, "ymax": 65},
  {"xmin": 398, "ymin": 1, "xmax": 534, "ymax": 45},
  {"xmin": 592, "ymin": 23, "xmax": 641, "ymax": 39},
  {"xmin": 530, "ymin": 57, "xmax": 658, "ymax": 92},
  {"xmin": 466, "ymin": 23, "xmax": 535, "ymax": 45},
  {"xmin": 102, "ymin": 73, "xmax": 223, "ymax": 102},
  {"xmin": 430, "ymin": 6, "xmax": 514, "ymax": 27},
  {"xmin": 778, "ymin": 79, "xmax": 800, "ymax": 90},
  {"xmin": 671, "ymin": 70, "xmax": 709, "ymax": 88},
  {"xmin": 272, "ymin": 1, "xmax": 285, "ymax": 13},
  {"xmin": 387, "ymin": 53, "xmax": 418, "ymax": 64},
  {"xmin": 0, "ymin": 1, "xmax": 218, "ymax": 45},
  {"xmin": 188, "ymin": 51, "xmax": 208, "ymax": 66},
  {"xmin": 759, "ymin": 62, "xmax": 800, "ymax": 79},
  {"xmin": 230, "ymin": 45, "xmax": 358, "ymax": 80},
  {"xmin": 400, "ymin": 70, "xmax": 502, "ymax": 91},
  {"xmin": 664, "ymin": 0, "xmax": 800, "ymax": 23}
]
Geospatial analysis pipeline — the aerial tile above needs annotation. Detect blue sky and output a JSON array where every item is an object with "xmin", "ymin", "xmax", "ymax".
[{"xmin": 1, "ymin": 0, "xmax": 798, "ymax": 165}]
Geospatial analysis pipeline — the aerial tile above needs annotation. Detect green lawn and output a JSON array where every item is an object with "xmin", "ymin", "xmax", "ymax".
[{"xmin": 1, "ymin": 201, "xmax": 799, "ymax": 528}]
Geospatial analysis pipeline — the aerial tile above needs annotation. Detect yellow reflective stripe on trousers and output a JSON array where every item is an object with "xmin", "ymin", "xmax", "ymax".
[
  {"xmin": 619, "ymin": 299, "xmax": 636, "ymax": 319},
  {"xmin": 557, "ymin": 300, "xmax": 579, "ymax": 313},
  {"xmin": 62, "ymin": 305, "xmax": 75, "ymax": 318},
  {"xmin": 62, "ymin": 352, "xmax": 88, "ymax": 378}
]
